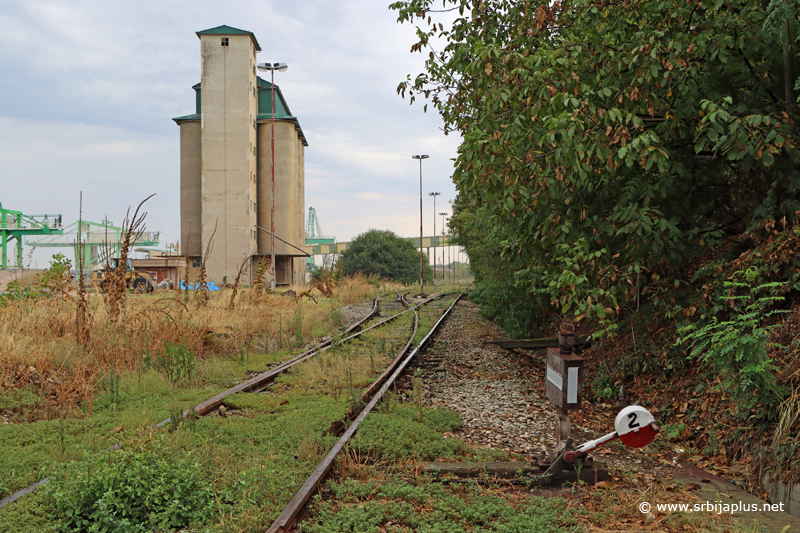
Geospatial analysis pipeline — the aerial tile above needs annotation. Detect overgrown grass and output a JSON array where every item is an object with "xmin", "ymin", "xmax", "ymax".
[
  {"xmin": 0, "ymin": 276, "xmax": 438, "ymax": 532},
  {"xmin": 0, "ymin": 273, "xmax": 390, "ymax": 414},
  {"xmin": 299, "ymin": 480, "xmax": 577, "ymax": 533},
  {"xmin": 350, "ymin": 403, "xmax": 466, "ymax": 461},
  {"xmin": 0, "ymin": 372, "xmax": 211, "ymax": 497}
]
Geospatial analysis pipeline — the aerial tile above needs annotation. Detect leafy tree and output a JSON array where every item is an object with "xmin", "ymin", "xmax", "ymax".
[
  {"xmin": 448, "ymin": 196, "xmax": 546, "ymax": 337},
  {"xmin": 391, "ymin": 0, "xmax": 800, "ymax": 322},
  {"xmin": 340, "ymin": 229, "xmax": 433, "ymax": 285}
]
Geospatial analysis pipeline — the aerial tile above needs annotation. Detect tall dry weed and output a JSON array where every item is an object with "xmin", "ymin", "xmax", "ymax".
[
  {"xmin": 75, "ymin": 193, "xmax": 90, "ymax": 347},
  {"xmin": 0, "ymin": 273, "xmax": 383, "ymax": 418},
  {"xmin": 228, "ymin": 257, "xmax": 249, "ymax": 310},
  {"xmin": 181, "ymin": 225, "xmax": 192, "ymax": 303},
  {"xmin": 251, "ymin": 259, "xmax": 269, "ymax": 300},
  {"xmin": 195, "ymin": 222, "xmax": 217, "ymax": 307},
  {"xmin": 106, "ymin": 195, "xmax": 155, "ymax": 323}
]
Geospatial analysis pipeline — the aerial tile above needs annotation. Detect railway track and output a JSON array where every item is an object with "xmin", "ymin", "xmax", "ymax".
[
  {"xmin": 266, "ymin": 286, "xmax": 469, "ymax": 533},
  {"xmin": 0, "ymin": 288, "xmax": 464, "ymax": 513}
]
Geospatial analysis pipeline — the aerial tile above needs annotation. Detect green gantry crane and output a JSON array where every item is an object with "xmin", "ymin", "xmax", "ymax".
[
  {"xmin": 0, "ymin": 202, "xmax": 63, "ymax": 269},
  {"xmin": 305, "ymin": 207, "xmax": 335, "ymax": 271},
  {"xmin": 26, "ymin": 219, "xmax": 160, "ymax": 269}
]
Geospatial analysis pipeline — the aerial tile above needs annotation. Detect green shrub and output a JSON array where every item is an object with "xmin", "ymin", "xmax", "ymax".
[
  {"xmin": 676, "ymin": 268, "xmax": 787, "ymax": 416},
  {"xmin": 46, "ymin": 432, "xmax": 213, "ymax": 533},
  {"xmin": 339, "ymin": 229, "xmax": 433, "ymax": 285}
]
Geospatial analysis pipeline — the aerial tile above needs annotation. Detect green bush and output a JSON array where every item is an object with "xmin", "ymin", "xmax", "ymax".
[
  {"xmin": 339, "ymin": 229, "xmax": 433, "ymax": 285},
  {"xmin": 46, "ymin": 432, "xmax": 213, "ymax": 533},
  {"xmin": 392, "ymin": 0, "xmax": 800, "ymax": 326},
  {"xmin": 676, "ymin": 268, "xmax": 787, "ymax": 416}
]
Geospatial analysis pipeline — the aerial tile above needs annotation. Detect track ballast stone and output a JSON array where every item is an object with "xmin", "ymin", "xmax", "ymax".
[{"xmin": 419, "ymin": 299, "xmax": 576, "ymax": 458}]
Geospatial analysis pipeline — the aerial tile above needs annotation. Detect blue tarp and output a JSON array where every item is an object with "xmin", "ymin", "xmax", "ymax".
[{"xmin": 180, "ymin": 281, "xmax": 221, "ymax": 291}]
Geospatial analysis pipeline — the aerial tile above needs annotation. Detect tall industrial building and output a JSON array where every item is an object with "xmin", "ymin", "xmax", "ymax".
[{"xmin": 173, "ymin": 25, "xmax": 307, "ymax": 286}]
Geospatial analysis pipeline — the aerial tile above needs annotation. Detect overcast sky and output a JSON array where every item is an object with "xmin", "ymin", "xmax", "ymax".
[{"xmin": 0, "ymin": 0, "xmax": 461, "ymax": 269}]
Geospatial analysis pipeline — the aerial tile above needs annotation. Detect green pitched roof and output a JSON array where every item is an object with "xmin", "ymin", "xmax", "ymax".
[
  {"xmin": 257, "ymin": 77, "xmax": 293, "ymax": 118},
  {"xmin": 173, "ymin": 77, "xmax": 307, "ymax": 146},
  {"xmin": 196, "ymin": 25, "xmax": 261, "ymax": 51}
]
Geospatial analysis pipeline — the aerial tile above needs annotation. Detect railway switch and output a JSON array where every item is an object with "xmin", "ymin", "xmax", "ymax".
[
  {"xmin": 534, "ymin": 325, "xmax": 658, "ymax": 485},
  {"xmin": 530, "ymin": 405, "xmax": 659, "ymax": 486},
  {"xmin": 544, "ymin": 324, "xmax": 584, "ymax": 459}
]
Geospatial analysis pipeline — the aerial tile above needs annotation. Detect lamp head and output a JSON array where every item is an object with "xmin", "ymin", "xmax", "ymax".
[
  {"xmin": 412, "ymin": 154, "xmax": 429, "ymax": 160},
  {"xmin": 257, "ymin": 62, "xmax": 289, "ymax": 72},
  {"xmin": 429, "ymin": 192, "xmax": 440, "ymax": 197}
]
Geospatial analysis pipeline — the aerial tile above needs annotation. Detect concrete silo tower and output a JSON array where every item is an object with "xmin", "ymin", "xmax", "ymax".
[{"xmin": 174, "ymin": 26, "xmax": 307, "ymax": 287}]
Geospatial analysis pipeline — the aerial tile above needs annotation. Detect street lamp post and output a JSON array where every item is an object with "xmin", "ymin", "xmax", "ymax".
[
  {"xmin": 257, "ymin": 62, "xmax": 288, "ymax": 290},
  {"xmin": 439, "ymin": 212, "xmax": 447, "ymax": 285},
  {"xmin": 412, "ymin": 155, "xmax": 429, "ymax": 296},
  {"xmin": 428, "ymin": 192, "xmax": 440, "ymax": 287},
  {"xmin": 446, "ymin": 218, "xmax": 452, "ymax": 282}
]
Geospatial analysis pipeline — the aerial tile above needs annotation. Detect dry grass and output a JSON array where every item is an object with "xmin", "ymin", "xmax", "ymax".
[
  {"xmin": 195, "ymin": 221, "xmax": 216, "ymax": 307},
  {"xmin": 565, "ymin": 474, "xmax": 738, "ymax": 532},
  {"xmin": 0, "ymin": 273, "xmax": 393, "ymax": 418}
]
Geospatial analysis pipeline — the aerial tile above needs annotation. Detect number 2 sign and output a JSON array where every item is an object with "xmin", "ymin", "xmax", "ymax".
[{"xmin": 614, "ymin": 405, "xmax": 657, "ymax": 448}]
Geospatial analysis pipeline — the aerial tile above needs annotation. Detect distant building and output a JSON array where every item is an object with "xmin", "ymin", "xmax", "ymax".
[
  {"xmin": 131, "ymin": 249, "xmax": 186, "ymax": 286},
  {"xmin": 173, "ymin": 25, "xmax": 308, "ymax": 286}
]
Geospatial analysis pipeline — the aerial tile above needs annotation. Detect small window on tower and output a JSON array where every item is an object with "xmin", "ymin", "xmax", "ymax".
[{"xmin": 221, "ymin": 37, "xmax": 229, "ymax": 46}]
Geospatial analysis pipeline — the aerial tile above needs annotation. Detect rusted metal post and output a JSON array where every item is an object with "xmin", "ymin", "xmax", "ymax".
[
  {"xmin": 257, "ymin": 62, "xmax": 288, "ymax": 289},
  {"xmin": 270, "ymin": 68, "xmax": 276, "ymax": 290},
  {"xmin": 554, "ymin": 405, "xmax": 572, "ymax": 453}
]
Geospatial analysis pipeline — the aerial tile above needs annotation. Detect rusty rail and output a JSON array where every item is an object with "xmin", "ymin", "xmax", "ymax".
[{"xmin": 266, "ymin": 285, "xmax": 469, "ymax": 533}]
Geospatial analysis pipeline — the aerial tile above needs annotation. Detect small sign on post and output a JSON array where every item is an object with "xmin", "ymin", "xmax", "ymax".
[{"xmin": 545, "ymin": 326, "xmax": 584, "ymax": 410}]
